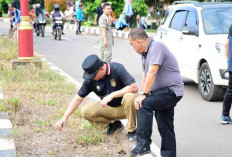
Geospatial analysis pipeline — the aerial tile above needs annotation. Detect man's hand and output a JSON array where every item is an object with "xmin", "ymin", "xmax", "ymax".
[
  {"xmin": 101, "ymin": 94, "xmax": 113, "ymax": 107},
  {"xmin": 55, "ymin": 118, "xmax": 66, "ymax": 130},
  {"xmin": 104, "ymin": 40, "xmax": 108, "ymax": 48},
  {"xmin": 94, "ymin": 21, "xmax": 97, "ymax": 26},
  {"xmin": 134, "ymin": 95, "xmax": 146, "ymax": 110}
]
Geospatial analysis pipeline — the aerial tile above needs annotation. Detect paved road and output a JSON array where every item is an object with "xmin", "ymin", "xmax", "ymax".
[{"xmin": 1, "ymin": 22, "xmax": 232, "ymax": 157}]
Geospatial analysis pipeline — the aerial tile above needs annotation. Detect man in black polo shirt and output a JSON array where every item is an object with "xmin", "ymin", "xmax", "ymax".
[
  {"xmin": 55, "ymin": 55, "xmax": 138, "ymax": 140},
  {"xmin": 94, "ymin": 0, "xmax": 105, "ymax": 26}
]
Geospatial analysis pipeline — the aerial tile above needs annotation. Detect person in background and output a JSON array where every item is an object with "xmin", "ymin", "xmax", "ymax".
[
  {"xmin": 94, "ymin": 0, "xmax": 106, "ymax": 26},
  {"xmin": 50, "ymin": 4, "xmax": 65, "ymax": 35},
  {"xmin": 220, "ymin": 24, "xmax": 232, "ymax": 124},
  {"xmin": 99, "ymin": 3, "xmax": 114, "ymax": 62},
  {"xmin": 30, "ymin": 4, "xmax": 37, "ymax": 31},
  {"xmin": 76, "ymin": 5, "xmax": 83, "ymax": 35},
  {"xmin": 115, "ymin": 14, "xmax": 128, "ymax": 31},
  {"xmin": 122, "ymin": 0, "xmax": 134, "ymax": 31},
  {"xmin": 136, "ymin": 14, "xmax": 147, "ymax": 30}
]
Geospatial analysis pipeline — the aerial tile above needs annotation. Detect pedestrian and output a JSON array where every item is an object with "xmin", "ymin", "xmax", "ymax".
[
  {"xmin": 128, "ymin": 28, "xmax": 184, "ymax": 156},
  {"xmin": 76, "ymin": 5, "xmax": 83, "ymax": 35},
  {"xmin": 99, "ymin": 2, "xmax": 114, "ymax": 62},
  {"xmin": 122, "ymin": 0, "xmax": 134, "ymax": 31},
  {"xmin": 220, "ymin": 24, "xmax": 232, "ymax": 124},
  {"xmin": 94, "ymin": 0, "xmax": 106, "ymax": 26},
  {"xmin": 136, "ymin": 14, "xmax": 147, "ymax": 30},
  {"xmin": 55, "ymin": 54, "xmax": 138, "ymax": 140},
  {"xmin": 115, "ymin": 14, "xmax": 128, "ymax": 31},
  {"xmin": 75, "ymin": 0, "xmax": 82, "ymax": 12}
]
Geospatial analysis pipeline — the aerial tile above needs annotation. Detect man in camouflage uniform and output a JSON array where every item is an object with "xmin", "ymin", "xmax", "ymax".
[{"xmin": 99, "ymin": 3, "xmax": 114, "ymax": 62}]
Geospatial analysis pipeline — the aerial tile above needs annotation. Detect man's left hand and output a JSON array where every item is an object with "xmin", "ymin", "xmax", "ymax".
[
  {"xmin": 134, "ymin": 95, "xmax": 146, "ymax": 110},
  {"xmin": 101, "ymin": 94, "xmax": 113, "ymax": 107}
]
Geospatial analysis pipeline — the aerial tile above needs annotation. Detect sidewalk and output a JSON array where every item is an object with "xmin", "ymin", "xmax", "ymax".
[{"xmin": 65, "ymin": 23, "xmax": 157, "ymax": 39}]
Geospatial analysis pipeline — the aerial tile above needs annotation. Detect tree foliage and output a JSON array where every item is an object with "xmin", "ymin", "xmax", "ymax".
[
  {"xmin": 45, "ymin": 0, "xmax": 67, "ymax": 13},
  {"xmin": 0, "ymin": 0, "xmax": 13, "ymax": 13}
]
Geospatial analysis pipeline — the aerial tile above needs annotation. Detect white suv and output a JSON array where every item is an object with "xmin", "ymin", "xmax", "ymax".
[{"xmin": 157, "ymin": 1, "xmax": 232, "ymax": 101}]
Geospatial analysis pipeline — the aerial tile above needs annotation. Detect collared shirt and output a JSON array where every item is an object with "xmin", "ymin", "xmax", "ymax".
[
  {"xmin": 142, "ymin": 37, "xmax": 184, "ymax": 97},
  {"xmin": 78, "ymin": 62, "xmax": 136, "ymax": 107},
  {"xmin": 99, "ymin": 13, "xmax": 114, "ymax": 46}
]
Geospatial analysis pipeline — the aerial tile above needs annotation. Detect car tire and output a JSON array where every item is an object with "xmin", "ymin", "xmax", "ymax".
[{"xmin": 198, "ymin": 63, "xmax": 225, "ymax": 101}]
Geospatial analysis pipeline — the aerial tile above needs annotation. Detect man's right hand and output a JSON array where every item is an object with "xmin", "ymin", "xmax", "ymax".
[
  {"xmin": 94, "ymin": 21, "xmax": 97, "ymax": 26},
  {"xmin": 55, "ymin": 118, "xmax": 66, "ymax": 130}
]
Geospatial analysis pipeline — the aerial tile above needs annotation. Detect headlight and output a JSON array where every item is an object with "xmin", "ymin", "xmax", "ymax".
[{"xmin": 215, "ymin": 43, "xmax": 226, "ymax": 57}]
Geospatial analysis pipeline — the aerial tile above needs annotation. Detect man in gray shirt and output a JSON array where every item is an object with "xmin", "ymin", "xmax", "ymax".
[{"xmin": 128, "ymin": 28, "xmax": 184, "ymax": 157}]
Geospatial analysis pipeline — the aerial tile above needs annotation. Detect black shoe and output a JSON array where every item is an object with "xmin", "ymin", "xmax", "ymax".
[
  {"xmin": 107, "ymin": 120, "xmax": 124, "ymax": 135},
  {"xmin": 127, "ymin": 130, "xmax": 137, "ymax": 141},
  {"xmin": 130, "ymin": 146, "xmax": 151, "ymax": 156},
  {"xmin": 76, "ymin": 31, "xmax": 79, "ymax": 35},
  {"xmin": 62, "ymin": 32, "xmax": 65, "ymax": 35}
]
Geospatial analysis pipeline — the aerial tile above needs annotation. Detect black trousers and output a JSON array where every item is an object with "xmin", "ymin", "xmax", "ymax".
[
  {"xmin": 76, "ymin": 21, "xmax": 82, "ymax": 33},
  {"xmin": 137, "ymin": 88, "xmax": 182, "ymax": 157},
  {"xmin": 222, "ymin": 71, "xmax": 232, "ymax": 116},
  {"xmin": 126, "ymin": 15, "xmax": 132, "ymax": 28}
]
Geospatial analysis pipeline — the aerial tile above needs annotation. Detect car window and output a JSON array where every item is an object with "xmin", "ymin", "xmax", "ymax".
[
  {"xmin": 162, "ymin": 8, "xmax": 174, "ymax": 25},
  {"xmin": 169, "ymin": 10, "xmax": 188, "ymax": 31},
  {"xmin": 202, "ymin": 7, "xmax": 232, "ymax": 34},
  {"xmin": 185, "ymin": 12, "xmax": 198, "ymax": 30}
]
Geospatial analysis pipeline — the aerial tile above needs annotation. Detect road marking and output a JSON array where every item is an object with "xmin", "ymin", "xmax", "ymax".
[
  {"xmin": 42, "ymin": 58, "xmax": 161, "ymax": 157},
  {"xmin": 0, "ymin": 119, "xmax": 12, "ymax": 129},
  {"xmin": 93, "ymin": 45, "xmax": 100, "ymax": 49}
]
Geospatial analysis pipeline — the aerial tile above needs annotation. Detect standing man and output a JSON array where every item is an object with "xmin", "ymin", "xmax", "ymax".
[
  {"xmin": 94, "ymin": 0, "xmax": 106, "ymax": 26},
  {"xmin": 123, "ymin": 0, "xmax": 134, "ymax": 31},
  {"xmin": 55, "ymin": 54, "xmax": 138, "ymax": 140},
  {"xmin": 76, "ymin": 5, "xmax": 83, "ymax": 35},
  {"xmin": 220, "ymin": 24, "xmax": 232, "ymax": 124},
  {"xmin": 99, "ymin": 3, "xmax": 114, "ymax": 62},
  {"xmin": 128, "ymin": 28, "xmax": 184, "ymax": 156}
]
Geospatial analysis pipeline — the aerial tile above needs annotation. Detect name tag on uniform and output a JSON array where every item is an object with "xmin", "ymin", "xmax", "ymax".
[{"xmin": 110, "ymin": 79, "xmax": 116, "ymax": 87}]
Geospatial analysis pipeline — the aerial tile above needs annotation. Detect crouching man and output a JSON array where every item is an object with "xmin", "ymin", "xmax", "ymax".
[{"xmin": 55, "ymin": 54, "xmax": 138, "ymax": 140}]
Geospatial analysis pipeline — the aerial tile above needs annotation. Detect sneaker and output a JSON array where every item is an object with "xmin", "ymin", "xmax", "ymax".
[
  {"xmin": 130, "ymin": 146, "xmax": 151, "ymax": 156},
  {"xmin": 107, "ymin": 120, "xmax": 124, "ymax": 135},
  {"xmin": 127, "ymin": 130, "xmax": 137, "ymax": 141},
  {"xmin": 220, "ymin": 116, "xmax": 232, "ymax": 124}
]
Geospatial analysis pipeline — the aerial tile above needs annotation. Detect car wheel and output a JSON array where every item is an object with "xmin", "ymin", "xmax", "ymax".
[{"xmin": 198, "ymin": 63, "xmax": 225, "ymax": 101}]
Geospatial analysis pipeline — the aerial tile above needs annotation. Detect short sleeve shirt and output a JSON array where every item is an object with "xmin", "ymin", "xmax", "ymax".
[
  {"xmin": 142, "ymin": 38, "xmax": 184, "ymax": 96},
  {"xmin": 78, "ymin": 62, "xmax": 136, "ymax": 107},
  {"xmin": 99, "ymin": 13, "xmax": 113, "ymax": 46},
  {"xmin": 96, "ymin": 6, "xmax": 103, "ymax": 25}
]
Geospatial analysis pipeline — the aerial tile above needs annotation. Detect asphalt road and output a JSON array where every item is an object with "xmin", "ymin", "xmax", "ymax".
[{"xmin": 1, "ymin": 22, "xmax": 232, "ymax": 157}]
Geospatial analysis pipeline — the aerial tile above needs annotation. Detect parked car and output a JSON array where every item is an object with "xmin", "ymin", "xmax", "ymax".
[{"xmin": 157, "ymin": 1, "xmax": 232, "ymax": 101}]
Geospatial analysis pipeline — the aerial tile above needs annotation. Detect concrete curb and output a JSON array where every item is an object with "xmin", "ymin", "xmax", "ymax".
[
  {"xmin": 0, "ymin": 86, "xmax": 16, "ymax": 157},
  {"xmin": 41, "ymin": 58, "xmax": 161, "ymax": 157},
  {"xmin": 0, "ymin": 18, "xmax": 9, "ymax": 23}
]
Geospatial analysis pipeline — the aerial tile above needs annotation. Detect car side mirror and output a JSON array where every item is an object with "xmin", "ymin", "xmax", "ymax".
[{"xmin": 182, "ymin": 26, "xmax": 199, "ymax": 36}]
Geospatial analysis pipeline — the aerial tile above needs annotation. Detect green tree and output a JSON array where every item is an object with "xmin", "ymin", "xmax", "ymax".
[{"xmin": 0, "ymin": 0, "xmax": 13, "ymax": 14}]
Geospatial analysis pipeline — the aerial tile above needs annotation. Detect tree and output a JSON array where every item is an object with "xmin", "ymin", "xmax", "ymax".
[
  {"xmin": 0, "ymin": 0, "xmax": 13, "ymax": 14},
  {"xmin": 44, "ymin": 0, "xmax": 67, "ymax": 13}
]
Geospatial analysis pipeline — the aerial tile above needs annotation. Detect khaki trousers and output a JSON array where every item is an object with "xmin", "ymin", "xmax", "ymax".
[
  {"xmin": 80, "ymin": 93, "xmax": 137, "ymax": 132},
  {"xmin": 100, "ymin": 45, "xmax": 112, "ymax": 62}
]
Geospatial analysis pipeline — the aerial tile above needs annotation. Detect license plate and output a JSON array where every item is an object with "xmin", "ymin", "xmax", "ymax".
[{"xmin": 56, "ymin": 21, "xmax": 62, "ymax": 24}]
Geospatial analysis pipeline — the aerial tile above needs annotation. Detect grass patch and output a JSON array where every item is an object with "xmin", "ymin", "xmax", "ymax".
[
  {"xmin": 146, "ymin": 29, "xmax": 157, "ymax": 33},
  {"xmin": 0, "ymin": 100, "xmax": 7, "ymax": 112}
]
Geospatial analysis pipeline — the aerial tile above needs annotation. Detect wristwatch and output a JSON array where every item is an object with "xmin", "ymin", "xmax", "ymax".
[{"xmin": 140, "ymin": 91, "xmax": 149, "ymax": 96}]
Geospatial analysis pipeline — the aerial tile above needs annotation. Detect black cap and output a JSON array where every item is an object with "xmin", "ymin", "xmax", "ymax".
[{"xmin": 82, "ymin": 55, "xmax": 103, "ymax": 80}]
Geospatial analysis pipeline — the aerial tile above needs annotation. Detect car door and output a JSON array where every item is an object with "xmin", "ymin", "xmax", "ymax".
[
  {"xmin": 166, "ymin": 10, "xmax": 188, "ymax": 72},
  {"xmin": 180, "ymin": 10, "xmax": 200, "ymax": 80}
]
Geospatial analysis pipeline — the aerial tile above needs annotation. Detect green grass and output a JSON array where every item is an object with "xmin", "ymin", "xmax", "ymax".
[
  {"xmin": 146, "ymin": 29, "xmax": 157, "ymax": 33},
  {"xmin": 0, "ymin": 100, "xmax": 7, "ymax": 112}
]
